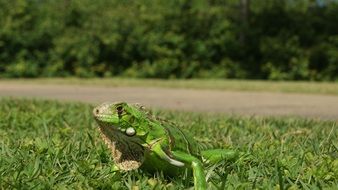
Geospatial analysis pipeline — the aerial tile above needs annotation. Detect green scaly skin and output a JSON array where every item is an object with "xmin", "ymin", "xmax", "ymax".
[{"xmin": 93, "ymin": 102, "xmax": 237, "ymax": 190}]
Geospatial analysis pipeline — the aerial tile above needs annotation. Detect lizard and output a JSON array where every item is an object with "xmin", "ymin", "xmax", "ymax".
[{"xmin": 93, "ymin": 102, "xmax": 238, "ymax": 190}]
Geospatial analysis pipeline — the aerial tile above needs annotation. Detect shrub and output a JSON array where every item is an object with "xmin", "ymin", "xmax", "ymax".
[{"xmin": 0, "ymin": 0, "xmax": 337, "ymax": 80}]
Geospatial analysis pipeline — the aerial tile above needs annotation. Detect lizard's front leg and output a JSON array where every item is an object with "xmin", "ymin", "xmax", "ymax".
[
  {"xmin": 171, "ymin": 151, "xmax": 207, "ymax": 190},
  {"xmin": 151, "ymin": 143, "xmax": 207, "ymax": 190}
]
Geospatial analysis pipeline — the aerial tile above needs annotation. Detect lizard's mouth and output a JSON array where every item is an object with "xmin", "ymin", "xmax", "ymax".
[{"xmin": 98, "ymin": 124, "xmax": 145, "ymax": 171}]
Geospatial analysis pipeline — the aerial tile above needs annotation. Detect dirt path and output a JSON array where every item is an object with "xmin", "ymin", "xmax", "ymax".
[{"xmin": 1, "ymin": 83, "xmax": 337, "ymax": 120}]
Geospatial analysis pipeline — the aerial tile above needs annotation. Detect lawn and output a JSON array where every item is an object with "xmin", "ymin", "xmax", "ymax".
[
  {"xmin": 0, "ymin": 98, "xmax": 337, "ymax": 189},
  {"xmin": 2, "ymin": 78, "xmax": 338, "ymax": 95}
]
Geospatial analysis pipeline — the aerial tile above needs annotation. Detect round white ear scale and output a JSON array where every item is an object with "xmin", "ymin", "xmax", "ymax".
[{"xmin": 126, "ymin": 127, "xmax": 136, "ymax": 136}]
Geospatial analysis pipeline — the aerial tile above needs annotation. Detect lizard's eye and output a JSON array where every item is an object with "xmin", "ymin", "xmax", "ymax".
[
  {"xmin": 117, "ymin": 106, "xmax": 123, "ymax": 115},
  {"xmin": 125, "ymin": 127, "xmax": 136, "ymax": 136}
]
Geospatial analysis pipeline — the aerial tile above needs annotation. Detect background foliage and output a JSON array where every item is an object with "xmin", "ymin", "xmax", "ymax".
[{"xmin": 0, "ymin": 0, "xmax": 337, "ymax": 80}]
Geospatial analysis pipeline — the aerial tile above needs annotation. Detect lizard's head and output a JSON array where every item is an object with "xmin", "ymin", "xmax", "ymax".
[
  {"xmin": 92, "ymin": 102, "xmax": 149, "ymax": 170},
  {"xmin": 93, "ymin": 102, "xmax": 125, "ymax": 127},
  {"xmin": 93, "ymin": 102, "xmax": 148, "ymax": 137}
]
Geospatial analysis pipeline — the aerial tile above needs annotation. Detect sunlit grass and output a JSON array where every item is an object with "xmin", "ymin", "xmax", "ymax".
[
  {"xmin": 0, "ymin": 98, "xmax": 337, "ymax": 189},
  {"xmin": 1, "ymin": 78, "xmax": 338, "ymax": 95}
]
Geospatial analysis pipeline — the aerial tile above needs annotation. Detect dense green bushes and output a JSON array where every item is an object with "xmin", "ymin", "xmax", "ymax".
[{"xmin": 0, "ymin": 0, "xmax": 337, "ymax": 80}]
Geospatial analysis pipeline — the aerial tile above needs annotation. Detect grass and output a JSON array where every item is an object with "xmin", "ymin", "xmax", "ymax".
[
  {"xmin": 0, "ymin": 98, "xmax": 337, "ymax": 189},
  {"xmin": 2, "ymin": 78, "xmax": 338, "ymax": 95}
]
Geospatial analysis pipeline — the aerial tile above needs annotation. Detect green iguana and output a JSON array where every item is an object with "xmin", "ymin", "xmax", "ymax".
[{"xmin": 93, "ymin": 102, "xmax": 237, "ymax": 190}]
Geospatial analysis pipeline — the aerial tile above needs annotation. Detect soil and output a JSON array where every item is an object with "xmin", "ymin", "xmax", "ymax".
[{"xmin": 1, "ymin": 83, "xmax": 337, "ymax": 120}]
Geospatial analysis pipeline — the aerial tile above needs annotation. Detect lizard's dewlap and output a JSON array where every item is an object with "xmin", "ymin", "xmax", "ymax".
[{"xmin": 98, "ymin": 125, "xmax": 145, "ymax": 170}]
